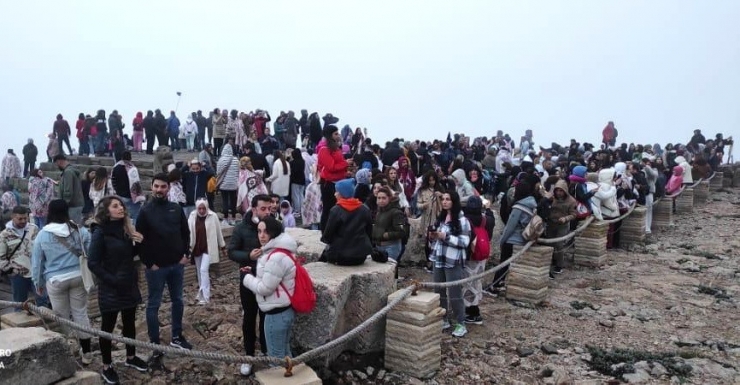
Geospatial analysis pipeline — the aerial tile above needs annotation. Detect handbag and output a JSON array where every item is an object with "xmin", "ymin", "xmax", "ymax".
[
  {"xmin": 55, "ymin": 228, "xmax": 96, "ymax": 293},
  {"xmin": 575, "ymin": 201, "xmax": 591, "ymax": 219}
]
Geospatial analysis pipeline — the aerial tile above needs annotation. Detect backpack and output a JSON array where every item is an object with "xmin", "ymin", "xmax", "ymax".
[
  {"xmin": 512, "ymin": 204, "xmax": 545, "ymax": 241},
  {"xmin": 206, "ymin": 176, "xmax": 217, "ymax": 194},
  {"xmin": 267, "ymin": 248, "xmax": 316, "ymax": 314},
  {"xmin": 469, "ymin": 217, "xmax": 491, "ymax": 261}
]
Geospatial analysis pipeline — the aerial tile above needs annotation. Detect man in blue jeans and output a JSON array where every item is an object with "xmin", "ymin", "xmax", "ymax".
[
  {"xmin": 136, "ymin": 173, "xmax": 192, "ymax": 368},
  {"xmin": 0, "ymin": 206, "xmax": 49, "ymax": 309}
]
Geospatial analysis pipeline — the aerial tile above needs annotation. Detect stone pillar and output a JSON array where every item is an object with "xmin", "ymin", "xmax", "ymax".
[
  {"xmin": 505, "ymin": 245, "xmax": 553, "ymax": 305},
  {"xmin": 652, "ymin": 198, "xmax": 673, "ymax": 231},
  {"xmin": 675, "ymin": 187, "xmax": 694, "ymax": 214},
  {"xmin": 385, "ymin": 290, "xmax": 445, "ymax": 379},
  {"xmin": 620, "ymin": 207, "xmax": 647, "ymax": 248},
  {"xmin": 574, "ymin": 221, "xmax": 608, "ymax": 267},
  {"xmin": 709, "ymin": 172, "xmax": 723, "ymax": 191},
  {"xmin": 693, "ymin": 181, "xmax": 709, "ymax": 205}
]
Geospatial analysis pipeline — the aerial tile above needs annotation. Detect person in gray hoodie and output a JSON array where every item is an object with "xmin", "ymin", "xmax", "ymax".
[
  {"xmin": 489, "ymin": 175, "xmax": 539, "ymax": 294},
  {"xmin": 451, "ymin": 169, "xmax": 476, "ymax": 207},
  {"xmin": 640, "ymin": 158, "xmax": 659, "ymax": 234}
]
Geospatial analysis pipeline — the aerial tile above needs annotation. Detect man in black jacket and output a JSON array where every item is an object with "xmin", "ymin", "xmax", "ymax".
[
  {"xmin": 181, "ymin": 160, "xmax": 212, "ymax": 217},
  {"xmin": 136, "ymin": 173, "xmax": 193, "ymax": 366},
  {"xmin": 154, "ymin": 109, "xmax": 168, "ymax": 148},
  {"xmin": 22, "ymin": 139, "xmax": 38, "ymax": 177},
  {"xmin": 195, "ymin": 110, "xmax": 207, "ymax": 151},
  {"xmin": 228, "ymin": 194, "xmax": 272, "ymax": 376}
]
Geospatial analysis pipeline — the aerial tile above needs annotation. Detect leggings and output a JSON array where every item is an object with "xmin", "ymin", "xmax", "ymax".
[
  {"xmin": 214, "ymin": 138, "xmax": 224, "ymax": 157},
  {"xmin": 319, "ymin": 181, "xmax": 336, "ymax": 231},
  {"xmin": 221, "ymin": 189, "xmax": 237, "ymax": 218},
  {"xmin": 100, "ymin": 307, "xmax": 137, "ymax": 365}
]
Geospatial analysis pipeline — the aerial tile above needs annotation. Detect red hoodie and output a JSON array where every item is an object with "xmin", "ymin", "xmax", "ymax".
[{"xmin": 318, "ymin": 146, "xmax": 348, "ymax": 183}]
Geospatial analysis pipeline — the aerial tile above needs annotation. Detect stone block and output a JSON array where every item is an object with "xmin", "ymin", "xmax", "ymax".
[
  {"xmin": 620, "ymin": 207, "xmax": 646, "ymax": 248},
  {"xmin": 285, "ymin": 227, "xmax": 326, "ymax": 264},
  {"xmin": 385, "ymin": 343, "xmax": 440, "ymax": 378},
  {"xmin": 54, "ymin": 371, "xmax": 102, "ymax": 385},
  {"xmin": 505, "ymin": 285, "xmax": 548, "ymax": 304},
  {"xmin": 292, "ymin": 261, "xmax": 396, "ymax": 365},
  {"xmin": 255, "ymin": 363, "xmax": 322, "ymax": 385},
  {"xmin": 573, "ymin": 253, "xmax": 607, "ymax": 268},
  {"xmin": 1, "ymin": 311, "xmax": 46, "ymax": 327},
  {"xmin": 386, "ymin": 308, "xmax": 446, "ymax": 328},
  {"xmin": 0, "ymin": 327, "xmax": 77, "ymax": 385},
  {"xmin": 652, "ymin": 198, "xmax": 673, "ymax": 230},
  {"xmin": 385, "ymin": 319, "xmax": 441, "ymax": 346},
  {"xmin": 676, "ymin": 188, "xmax": 694, "ymax": 214},
  {"xmin": 404, "ymin": 217, "xmax": 427, "ymax": 264},
  {"xmin": 387, "ymin": 290, "xmax": 439, "ymax": 316},
  {"xmin": 512, "ymin": 246, "xmax": 553, "ymax": 268},
  {"xmin": 709, "ymin": 172, "xmax": 723, "ymax": 191},
  {"xmin": 693, "ymin": 181, "xmax": 709, "ymax": 205}
]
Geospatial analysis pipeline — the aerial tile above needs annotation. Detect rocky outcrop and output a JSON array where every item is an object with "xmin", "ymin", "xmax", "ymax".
[
  {"xmin": 292, "ymin": 261, "xmax": 396, "ymax": 365},
  {"xmin": 0, "ymin": 327, "xmax": 77, "ymax": 385},
  {"xmin": 285, "ymin": 227, "xmax": 326, "ymax": 263}
]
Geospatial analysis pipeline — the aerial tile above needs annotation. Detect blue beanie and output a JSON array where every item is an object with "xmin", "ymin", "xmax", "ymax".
[
  {"xmin": 573, "ymin": 165, "xmax": 587, "ymax": 178},
  {"xmin": 335, "ymin": 178, "xmax": 356, "ymax": 198}
]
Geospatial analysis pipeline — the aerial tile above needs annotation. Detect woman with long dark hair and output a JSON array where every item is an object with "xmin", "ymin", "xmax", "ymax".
[
  {"xmin": 266, "ymin": 150, "xmax": 291, "ymax": 201},
  {"xmin": 316, "ymin": 125, "xmax": 348, "ymax": 230},
  {"xmin": 88, "ymin": 196, "xmax": 148, "ymax": 383},
  {"xmin": 428, "ymin": 190, "xmax": 471, "ymax": 338},
  {"xmin": 416, "ymin": 170, "xmax": 444, "ymax": 271},
  {"xmin": 89, "ymin": 166, "xmax": 113, "ymax": 208}
]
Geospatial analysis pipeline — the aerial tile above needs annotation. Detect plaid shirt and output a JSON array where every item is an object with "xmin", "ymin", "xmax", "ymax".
[{"xmin": 430, "ymin": 214, "xmax": 471, "ymax": 268}]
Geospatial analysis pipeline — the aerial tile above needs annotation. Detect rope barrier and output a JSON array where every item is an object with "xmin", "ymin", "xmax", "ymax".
[
  {"xmin": 689, "ymin": 178, "xmax": 704, "ymax": 189},
  {"xmin": 704, "ymin": 172, "xmax": 717, "ymax": 182},
  {"xmin": 537, "ymin": 216, "xmax": 595, "ymax": 245}
]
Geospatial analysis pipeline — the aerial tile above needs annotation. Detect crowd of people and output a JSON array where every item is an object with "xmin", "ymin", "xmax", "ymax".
[{"xmin": 0, "ymin": 109, "xmax": 733, "ymax": 383}]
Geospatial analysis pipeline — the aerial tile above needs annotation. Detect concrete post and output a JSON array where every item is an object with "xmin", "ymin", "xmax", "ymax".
[
  {"xmin": 385, "ymin": 290, "xmax": 445, "ymax": 379},
  {"xmin": 709, "ymin": 172, "xmax": 723, "ymax": 191},
  {"xmin": 652, "ymin": 198, "xmax": 674, "ymax": 230},
  {"xmin": 574, "ymin": 221, "xmax": 609, "ymax": 267},
  {"xmin": 506, "ymin": 245, "xmax": 553, "ymax": 305},
  {"xmin": 676, "ymin": 187, "xmax": 694, "ymax": 214},
  {"xmin": 693, "ymin": 181, "xmax": 709, "ymax": 205},
  {"xmin": 620, "ymin": 207, "xmax": 647, "ymax": 248}
]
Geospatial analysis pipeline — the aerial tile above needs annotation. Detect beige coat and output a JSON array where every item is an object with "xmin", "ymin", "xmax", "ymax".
[{"xmin": 188, "ymin": 210, "xmax": 226, "ymax": 263}]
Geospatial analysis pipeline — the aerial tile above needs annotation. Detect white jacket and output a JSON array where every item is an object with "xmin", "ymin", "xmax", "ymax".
[
  {"xmin": 674, "ymin": 156, "xmax": 693, "ymax": 184},
  {"xmin": 182, "ymin": 118, "xmax": 197, "ymax": 136},
  {"xmin": 266, "ymin": 159, "xmax": 291, "ymax": 197},
  {"xmin": 242, "ymin": 233, "xmax": 297, "ymax": 312},
  {"xmin": 188, "ymin": 209, "xmax": 226, "ymax": 263},
  {"xmin": 588, "ymin": 168, "xmax": 619, "ymax": 219}
]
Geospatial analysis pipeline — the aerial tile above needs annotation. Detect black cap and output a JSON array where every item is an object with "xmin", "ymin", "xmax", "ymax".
[{"xmin": 52, "ymin": 154, "xmax": 67, "ymax": 162}]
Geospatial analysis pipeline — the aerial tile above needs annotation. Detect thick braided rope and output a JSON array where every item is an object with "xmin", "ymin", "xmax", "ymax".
[
  {"xmin": 292, "ymin": 285, "xmax": 415, "ymax": 364},
  {"xmin": 689, "ymin": 178, "xmax": 704, "ymax": 189},
  {"xmin": 704, "ymin": 172, "xmax": 717, "ymax": 182},
  {"xmin": 418, "ymin": 241, "xmax": 534, "ymax": 289},
  {"xmin": 0, "ymin": 300, "xmax": 283, "ymax": 365},
  {"xmin": 536, "ymin": 216, "xmax": 596, "ymax": 245},
  {"xmin": 665, "ymin": 186, "xmax": 685, "ymax": 199}
]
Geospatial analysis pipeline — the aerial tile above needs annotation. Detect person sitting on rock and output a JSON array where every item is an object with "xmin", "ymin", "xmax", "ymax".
[{"xmin": 320, "ymin": 178, "xmax": 372, "ymax": 266}]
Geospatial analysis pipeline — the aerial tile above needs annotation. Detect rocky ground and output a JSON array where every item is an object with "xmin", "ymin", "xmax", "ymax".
[{"xmin": 77, "ymin": 188, "xmax": 739, "ymax": 384}]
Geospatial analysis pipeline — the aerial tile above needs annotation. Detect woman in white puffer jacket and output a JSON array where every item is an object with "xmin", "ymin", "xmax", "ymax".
[
  {"xmin": 674, "ymin": 155, "xmax": 693, "ymax": 185},
  {"xmin": 242, "ymin": 217, "xmax": 297, "ymax": 359}
]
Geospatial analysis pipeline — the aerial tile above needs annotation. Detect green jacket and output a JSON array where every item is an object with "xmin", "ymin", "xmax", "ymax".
[
  {"xmin": 371, "ymin": 200, "xmax": 405, "ymax": 243},
  {"xmin": 60, "ymin": 165, "xmax": 84, "ymax": 208}
]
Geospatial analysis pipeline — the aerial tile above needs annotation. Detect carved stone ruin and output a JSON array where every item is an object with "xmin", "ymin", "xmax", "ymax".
[
  {"xmin": 505, "ymin": 245, "xmax": 553, "ymax": 305},
  {"xmin": 385, "ymin": 290, "xmax": 445, "ymax": 379}
]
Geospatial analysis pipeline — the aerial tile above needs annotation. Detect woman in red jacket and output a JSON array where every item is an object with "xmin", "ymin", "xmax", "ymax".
[{"xmin": 317, "ymin": 125, "xmax": 348, "ymax": 230}]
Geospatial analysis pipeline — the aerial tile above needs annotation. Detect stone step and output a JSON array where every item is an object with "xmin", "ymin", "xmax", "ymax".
[{"xmin": 0, "ymin": 327, "xmax": 78, "ymax": 385}]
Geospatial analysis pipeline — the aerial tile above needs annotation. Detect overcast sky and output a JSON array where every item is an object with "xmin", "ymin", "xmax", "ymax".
[{"xmin": 2, "ymin": 0, "xmax": 739, "ymax": 159}]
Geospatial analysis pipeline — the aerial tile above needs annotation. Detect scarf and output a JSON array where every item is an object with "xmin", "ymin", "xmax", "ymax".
[
  {"xmin": 337, "ymin": 198, "xmax": 363, "ymax": 212},
  {"xmin": 116, "ymin": 160, "xmax": 144, "ymax": 203}
]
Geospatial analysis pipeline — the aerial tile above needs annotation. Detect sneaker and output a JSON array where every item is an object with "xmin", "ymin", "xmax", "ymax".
[
  {"xmin": 442, "ymin": 320, "xmax": 451, "ymax": 331},
  {"xmin": 148, "ymin": 351, "xmax": 166, "ymax": 371},
  {"xmin": 464, "ymin": 315, "xmax": 483, "ymax": 325},
  {"xmin": 424, "ymin": 265, "xmax": 433, "ymax": 273},
  {"xmin": 170, "ymin": 335, "xmax": 193, "ymax": 350},
  {"xmin": 484, "ymin": 285, "xmax": 505, "ymax": 297},
  {"xmin": 198, "ymin": 300, "xmax": 207, "ymax": 305},
  {"xmin": 451, "ymin": 324, "xmax": 468, "ymax": 338},
  {"xmin": 553, "ymin": 266, "xmax": 563, "ymax": 274},
  {"xmin": 101, "ymin": 365, "xmax": 120, "ymax": 384},
  {"xmin": 240, "ymin": 363, "xmax": 253, "ymax": 376},
  {"xmin": 549, "ymin": 272, "xmax": 555, "ymax": 280},
  {"xmin": 124, "ymin": 356, "xmax": 149, "ymax": 372},
  {"xmin": 79, "ymin": 348, "xmax": 93, "ymax": 365}
]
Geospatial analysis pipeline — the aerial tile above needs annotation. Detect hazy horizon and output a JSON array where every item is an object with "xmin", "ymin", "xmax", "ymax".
[{"xmin": 2, "ymin": 1, "xmax": 738, "ymax": 161}]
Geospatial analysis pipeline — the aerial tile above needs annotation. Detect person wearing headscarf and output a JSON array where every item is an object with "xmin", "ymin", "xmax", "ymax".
[
  {"xmin": 188, "ymin": 199, "xmax": 226, "ymax": 305},
  {"xmin": 132, "ymin": 112, "xmax": 145, "ymax": 152},
  {"xmin": 354, "ymin": 168, "xmax": 373, "ymax": 203}
]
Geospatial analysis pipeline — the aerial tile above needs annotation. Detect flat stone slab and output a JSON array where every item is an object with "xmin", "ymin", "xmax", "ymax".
[
  {"xmin": 285, "ymin": 227, "xmax": 326, "ymax": 264},
  {"xmin": 292, "ymin": 261, "xmax": 396, "ymax": 365},
  {"xmin": 255, "ymin": 363, "xmax": 321, "ymax": 385},
  {"xmin": 0, "ymin": 327, "xmax": 77, "ymax": 385},
  {"xmin": 54, "ymin": 371, "xmax": 103, "ymax": 385}
]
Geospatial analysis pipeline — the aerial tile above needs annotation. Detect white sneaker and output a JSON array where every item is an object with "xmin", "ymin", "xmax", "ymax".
[
  {"xmin": 198, "ymin": 300, "xmax": 207, "ymax": 305},
  {"xmin": 240, "ymin": 363, "xmax": 252, "ymax": 376},
  {"xmin": 442, "ymin": 320, "xmax": 451, "ymax": 331},
  {"xmin": 79, "ymin": 348, "xmax": 93, "ymax": 365}
]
